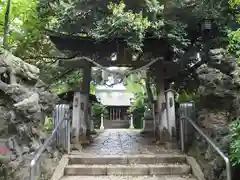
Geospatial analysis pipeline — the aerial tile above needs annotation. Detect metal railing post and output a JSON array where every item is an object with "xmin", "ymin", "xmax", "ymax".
[
  {"xmin": 67, "ymin": 115, "xmax": 71, "ymax": 154},
  {"xmin": 29, "ymin": 104, "xmax": 71, "ymax": 180},
  {"xmin": 180, "ymin": 117, "xmax": 185, "ymax": 152},
  {"xmin": 180, "ymin": 116, "xmax": 231, "ymax": 180},
  {"xmin": 179, "ymin": 102, "xmax": 231, "ymax": 180}
]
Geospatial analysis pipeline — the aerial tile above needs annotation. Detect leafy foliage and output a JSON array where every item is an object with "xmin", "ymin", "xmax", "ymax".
[
  {"xmin": 128, "ymin": 92, "xmax": 147, "ymax": 129},
  {"xmin": 0, "ymin": 0, "xmax": 89, "ymax": 93},
  {"xmin": 52, "ymin": 70, "xmax": 83, "ymax": 93},
  {"xmin": 229, "ymin": 118, "xmax": 240, "ymax": 166},
  {"xmin": 125, "ymin": 73, "xmax": 145, "ymax": 93},
  {"xmin": 228, "ymin": 29, "xmax": 240, "ymax": 61},
  {"xmin": 91, "ymin": 103, "xmax": 108, "ymax": 128},
  {"xmin": 0, "ymin": 0, "xmax": 50, "ymax": 56},
  {"xmin": 229, "ymin": 0, "xmax": 240, "ymax": 23},
  {"xmin": 176, "ymin": 91, "xmax": 195, "ymax": 103},
  {"xmin": 89, "ymin": 1, "xmax": 151, "ymax": 51},
  {"xmin": 128, "ymin": 92, "xmax": 147, "ymax": 113}
]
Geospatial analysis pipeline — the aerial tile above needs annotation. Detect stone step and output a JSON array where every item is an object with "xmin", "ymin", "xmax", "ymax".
[
  {"xmin": 68, "ymin": 154, "xmax": 186, "ymax": 165},
  {"xmin": 64, "ymin": 164, "xmax": 191, "ymax": 176},
  {"xmin": 61, "ymin": 175, "xmax": 197, "ymax": 180}
]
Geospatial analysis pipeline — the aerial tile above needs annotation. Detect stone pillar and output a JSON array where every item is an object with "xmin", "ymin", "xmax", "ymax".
[
  {"xmin": 81, "ymin": 64, "xmax": 92, "ymax": 139},
  {"xmin": 100, "ymin": 113, "xmax": 104, "ymax": 129},
  {"xmin": 129, "ymin": 114, "xmax": 134, "ymax": 129},
  {"xmin": 72, "ymin": 91, "xmax": 87, "ymax": 145},
  {"xmin": 165, "ymin": 89, "xmax": 176, "ymax": 140},
  {"xmin": 72, "ymin": 91, "xmax": 80, "ymax": 144},
  {"xmin": 158, "ymin": 86, "xmax": 169, "ymax": 141},
  {"xmin": 156, "ymin": 65, "xmax": 169, "ymax": 142},
  {"xmin": 88, "ymin": 102, "xmax": 96, "ymax": 134},
  {"xmin": 142, "ymin": 118, "xmax": 145, "ymax": 130}
]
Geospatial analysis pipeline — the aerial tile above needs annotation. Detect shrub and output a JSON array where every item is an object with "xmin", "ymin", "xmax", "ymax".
[
  {"xmin": 229, "ymin": 118, "xmax": 240, "ymax": 166},
  {"xmin": 91, "ymin": 103, "xmax": 108, "ymax": 128}
]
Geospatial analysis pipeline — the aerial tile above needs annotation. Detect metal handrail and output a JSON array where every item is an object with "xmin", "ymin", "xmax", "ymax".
[
  {"xmin": 180, "ymin": 116, "xmax": 231, "ymax": 180},
  {"xmin": 29, "ymin": 112, "xmax": 70, "ymax": 180}
]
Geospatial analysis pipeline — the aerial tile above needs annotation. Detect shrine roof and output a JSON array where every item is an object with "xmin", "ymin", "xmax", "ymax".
[{"xmin": 95, "ymin": 86, "xmax": 134, "ymax": 106}]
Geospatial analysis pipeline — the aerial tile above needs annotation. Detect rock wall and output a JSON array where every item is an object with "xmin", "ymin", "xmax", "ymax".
[
  {"xmin": 188, "ymin": 48, "xmax": 239, "ymax": 180},
  {"xmin": 0, "ymin": 48, "xmax": 59, "ymax": 179},
  {"xmin": 189, "ymin": 109, "xmax": 230, "ymax": 180}
]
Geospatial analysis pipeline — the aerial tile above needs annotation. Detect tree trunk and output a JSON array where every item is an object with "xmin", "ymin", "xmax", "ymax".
[{"xmin": 3, "ymin": 0, "xmax": 11, "ymax": 49}]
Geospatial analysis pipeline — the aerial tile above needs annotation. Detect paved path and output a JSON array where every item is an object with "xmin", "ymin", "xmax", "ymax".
[
  {"xmin": 74, "ymin": 129, "xmax": 180, "ymax": 155},
  {"xmin": 61, "ymin": 176, "xmax": 196, "ymax": 180},
  {"xmin": 63, "ymin": 130, "xmax": 195, "ymax": 180}
]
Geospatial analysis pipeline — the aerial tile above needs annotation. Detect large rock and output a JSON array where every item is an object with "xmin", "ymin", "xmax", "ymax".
[
  {"xmin": 189, "ymin": 48, "xmax": 237, "ymax": 180},
  {"xmin": 0, "ymin": 48, "xmax": 59, "ymax": 171},
  {"xmin": 0, "ymin": 48, "xmax": 39, "ymax": 82}
]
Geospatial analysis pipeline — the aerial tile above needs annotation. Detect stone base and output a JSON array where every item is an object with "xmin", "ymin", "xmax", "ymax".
[
  {"xmin": 103, "ymin": 120, "xmax": 130, "ymax": 129},
  {"xmin": 164, "ymin": 141, "xmax": 179, "ymax": 150},
  {"xmin": 154, "ymin": 126, "xmax": 179, "ymax": 150},
  {"xmin": 71, "ymin": 137, "xmax": 82, "ymax": 151},
  {"xmin": 79, "ymin": 135, "xmax": 90, "ymax": 145},
  {"xmin": 143, "ymin": 120, "xmax": 154, "ymax": 130},
  {"xmin": 140, "ymin": 130, "xmax": 155, "ymax": 137},
  {"xmin": 90, "ymin": 129, "xmax": 97, "ymax": 135},
  {"xmin": 71, "ymin": 136, "xmax": 79, "ymax": 144},
  {"xmin": 71, "ymin": 135, "xmax": 90, "ymax": 146},
  {"xmin": 159, "ymin": 127, "xmax": 171, "ymax": 142}
]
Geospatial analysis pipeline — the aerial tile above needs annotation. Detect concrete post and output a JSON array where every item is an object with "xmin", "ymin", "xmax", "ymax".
[
  {"xmin": 72, "ymin": 91, "xmax": 81, "ymax": 144},
  {"xmin": 129, "ymin": 114, "xmax": 134, "ymax": 129},
  {"xmin": 165, "ymin": 89, "xmax": 176, "ymax": 140},
  {"xmin": 100, "ymin": 113, "xmax": 104, "ymax": 129}
]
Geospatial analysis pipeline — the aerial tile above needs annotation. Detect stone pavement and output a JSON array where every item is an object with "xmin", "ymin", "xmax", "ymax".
[
  {"xmin": 77, "ymin": 129, "xmax": 180, "ymax": 155},
  {"xmin": 73, "ymin": 129, "xmax": 179, "ymax": 155}
]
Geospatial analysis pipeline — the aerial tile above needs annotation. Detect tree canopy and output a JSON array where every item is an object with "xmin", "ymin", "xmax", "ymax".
[{"xmin": 0, "ymin": 0, "xmax": 239, "ymax": 93}]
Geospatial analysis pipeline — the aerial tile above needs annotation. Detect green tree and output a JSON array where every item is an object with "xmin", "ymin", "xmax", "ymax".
[
  {"xmin": 228, "ymin": 30, "xmax": 240, "ymax": 61},
  {"xmin": 229, "ymin": 0, "xmax": 240, "ymax": 23},
  {"xmin": 0, "ymin": 0, "xmax": 48, "ymax": 54},
  {"xmin": 0, "ymin": 0, "xmax": 94, "ymax": 93}
]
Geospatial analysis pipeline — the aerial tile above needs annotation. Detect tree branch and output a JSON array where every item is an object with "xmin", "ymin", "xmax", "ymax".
[
  {"xmin": 23, "ymin": 53, "xmax": 79, "ymax": 60},
  {"xmin": 45, "ymin": 68, "xmax": 77, "ymax": 89}
]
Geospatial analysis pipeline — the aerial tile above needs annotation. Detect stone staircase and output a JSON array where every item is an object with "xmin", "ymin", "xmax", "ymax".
[{"xmin": 56, "ymin": 154, "xmax": 199, "ymax": 180}]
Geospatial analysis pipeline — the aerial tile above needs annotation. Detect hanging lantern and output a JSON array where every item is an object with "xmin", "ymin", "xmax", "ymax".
[
  {"xmin": 199, "ymin": 18, "xmax": 217, "ymax": 39},
  {"xmin": 201, "ymin": 19, "xmax": 212, "ymax": 31}
]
